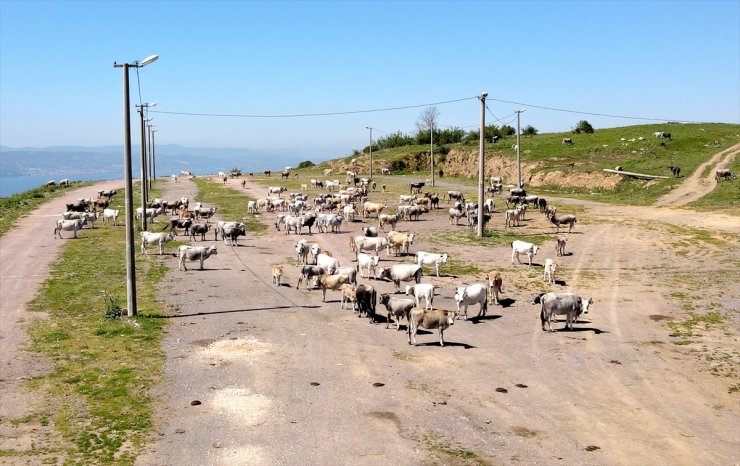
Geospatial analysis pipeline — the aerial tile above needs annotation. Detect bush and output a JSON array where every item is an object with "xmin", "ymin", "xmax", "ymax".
[
  {"xmin": 572, "ymin": 120, "xmax": 594, "ymax": 134},
  {"xmin": 522, "ymin": 125, "xmax": 538, "ymax": 136},
  {"xmin": 390, "ymin": 160, "xmax": 407, "ymax": 171},
  {"xmin": 297, "ymin": 160, "xmax": 315, "ymax": 169},
  {"xmin": 437, "ymin": 145, "xmax": 450, "ymax": 156}
]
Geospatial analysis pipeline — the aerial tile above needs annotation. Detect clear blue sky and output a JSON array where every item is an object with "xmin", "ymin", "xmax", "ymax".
[{"xmin": 1, "ymin": 0, "xmax": 738, "ymax": 158}]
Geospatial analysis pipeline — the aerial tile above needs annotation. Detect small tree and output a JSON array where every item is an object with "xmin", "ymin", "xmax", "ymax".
[
  {"xmin": 297, "ymin": 160, "xmax": 314, "ymax": 169},
  {"xmin": 500, "ymin": 125, "xmax": 516, "ymax": 136},
  {"xmin": 522, "ymin": 125, "xmax": 538, "ymax": 136},
  {"xmin": 572, "ymin": 120, "xmax": 594, "ymax": 134}
]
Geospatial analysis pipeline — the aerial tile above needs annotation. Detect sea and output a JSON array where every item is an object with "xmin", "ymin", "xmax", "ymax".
[{"xmin": 0, "ymin": 172, "xmax": 124, "ymax": 198}]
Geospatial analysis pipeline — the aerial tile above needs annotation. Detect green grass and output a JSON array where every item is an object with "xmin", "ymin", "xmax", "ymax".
[
  {"xmin": 427, "ymin": 228, "xmax": 554, "ymax": 249},
  {"xmin": 688, "ymin": 154, "xmax": 740, "ymax": 212},
  {"xmin": 16, "ymin": 181, "xmax": 167, "ymax": 465},
  {"xmin": 294, "ymin": 122, "xmax": 740, "ymax": 207},
  {"xmin": 0, "ymin": 181, "xmax": 93, "ymax": 236}
]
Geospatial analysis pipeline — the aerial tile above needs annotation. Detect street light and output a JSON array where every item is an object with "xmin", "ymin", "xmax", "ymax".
[
  {"xmin": 365, "ymin": 126, "xmax": 373, "ymax": 178},
  {"xmin": 148, "ymin": 124, "xmax": 157, "ymax": 190},
  {"xmin": 136, "ymin": 103, "xmax": 156, "ymax": 230},
  {"xmin": 477, "ymin": 91, "xmax": 488, "ymax": 237},
  {"xmin": 113, "ymin": 54, "xmax": 158, "ymax": 317},
  {"xmin": 515, "ymin": 108, "xmax": 527, "ymax": 189}
]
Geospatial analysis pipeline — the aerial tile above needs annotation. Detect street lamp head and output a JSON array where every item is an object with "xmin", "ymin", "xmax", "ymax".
[
  {"xmin": 518, "ymin": 108, "xmax": 527, "ymax": 114},
  {"xmin": 481, "ymin": 91, "xmax": 488, "ymax": 99},
  {"xmin": 138, "ymin": 55, "xmax": 159, "ymax": 67}
]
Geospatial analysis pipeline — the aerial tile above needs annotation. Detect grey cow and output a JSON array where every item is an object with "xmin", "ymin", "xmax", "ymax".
[{"xmin": 535, "ymin": 292, "xmax": 593, "ymax": 331}]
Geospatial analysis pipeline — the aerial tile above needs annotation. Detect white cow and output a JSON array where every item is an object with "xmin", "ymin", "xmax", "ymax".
[
  {"xmin": 140, "ymin": 231, "xmax": 175, "ymax": 255},
  {"xmin": 511, "ymin": 240, "xmax": 539, "ymax": 266},
  {"xmin": 415, "ymin": 251, "xmax": 448, "ymax": 277},
  {"xmin": 316, "ymin": 253, "xmax": 339, "ymax": 275},
  {"xmin": 454, "ymin": 284, "xmax": 488, "ymax": 320},
  {"xmin": 295, "ymin": 239, "xmax": 309, "ymax": 264},
  {"xmin": 102, "ymin": 208, "xmax": 120, "ymax": 226},
  {"xmin": 54, "ymin": 219, "xmax": 83, "ymax": 239},
  {"xmin": 405, "ymin": 283, "xmax": 436, "ymax": 310},
  {"xmin": 178, "ymin": 245, "xmax": 218, "ymax": 271},
  {"xmin": 356, "ymin": 252, "xmax": 380, "ymax": 279},
  {"xmin": 544, "ymin": 258, "xmax": 558, "ymax": 284}
]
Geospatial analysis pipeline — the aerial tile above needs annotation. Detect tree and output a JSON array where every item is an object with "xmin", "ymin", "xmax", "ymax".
[
  {"xmin": 522, "ymin": 125, "xmax": 538, "ymax": 136},
  {"xmin": 572, "ymin": 120, "xmax": 594, "ymax": 134},
  {"xmin": 500, "ymin": 125, "xmax": 516, "ymax": 136},
  {"xmin": 416, "ymin": 106, "xmax": 440, "ymax": 133}
]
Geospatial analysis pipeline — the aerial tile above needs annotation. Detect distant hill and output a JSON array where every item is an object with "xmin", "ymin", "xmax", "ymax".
[{"xmin": 0, "ymin": 145, "xmax": 336, "ymax": 177}]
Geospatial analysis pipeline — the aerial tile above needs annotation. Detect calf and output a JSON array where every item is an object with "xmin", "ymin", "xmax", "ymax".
[
  {"xmin": 140, "ymin": 231, "xmax": 175, "ymax": 255},
  {"xmin": 487, "ymin": 271, "xmax": 503, "ymax": 305},
  {"xmin": 544, "ymin": 258, "xmax": 558, "ymax": 284},
  {"xmin": 379, "ymin": 293, "xmax": 415, "ymax": 330},
  {"xmin": 340, "ymin": 283, "xmax": 357, "ymax": 310},
  {"xmin": 295, "ymin": 239, "xmax": 310, "ymax": 264},
  {"xmin": 556, "ymin": 236, "xmax": 567, "ymax": 256},
  {"xmin": 272, "ymin": 264, "xmax": 284, "ymax": 286},
  {"xmin": 408, "ymin": 308, "xmax": 456, "ymax": 347}
]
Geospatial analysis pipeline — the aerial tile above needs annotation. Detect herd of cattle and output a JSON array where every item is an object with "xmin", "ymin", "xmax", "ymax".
[{"xmin": 52, "ymin": 159, "xmax": 736, "ymax": 345}]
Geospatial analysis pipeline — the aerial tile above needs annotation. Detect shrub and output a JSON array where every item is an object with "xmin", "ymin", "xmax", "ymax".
[
  {"xmin": 297, "ymin": 160, "xmax": 315, "ymax": 169},
  {"xmin": 572, "ymin": 120, "xmax": 594, "ymax": 134}
]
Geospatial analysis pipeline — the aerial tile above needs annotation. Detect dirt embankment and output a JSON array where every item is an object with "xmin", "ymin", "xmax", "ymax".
[{"xmin": 322, "ymin": 148, "xmax": 623, "ymax": 190}]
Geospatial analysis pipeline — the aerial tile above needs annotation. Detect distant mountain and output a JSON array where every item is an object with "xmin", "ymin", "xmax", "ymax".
[{"xmin": 0, "ymin": 145, "xmax": 338, "ymax": 177}]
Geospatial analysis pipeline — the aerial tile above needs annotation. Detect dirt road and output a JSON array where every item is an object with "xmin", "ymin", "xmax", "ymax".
[
  {"xmin": 1, "ymin": 160, "xmax": 738, "ymax": 465},
  {"xmin": 136, "ymin": 174, "xmax": 739, "ymax": 465}
]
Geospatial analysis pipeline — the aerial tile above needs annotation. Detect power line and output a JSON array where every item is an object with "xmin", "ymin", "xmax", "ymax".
[
  {"xmin": 489, "ymin": 97, "xmax": 706, "ymax": 124},
  {"xmin": 150, "ymin": 96, "xmax": 478, "ymax": 119}
]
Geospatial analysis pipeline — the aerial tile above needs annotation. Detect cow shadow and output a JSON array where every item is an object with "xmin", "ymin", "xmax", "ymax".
[
  {"xmin": 412, "ymin": 339, "xmax": 477, "ymax": 349},
  {"xmin": 547, "ymin": 322, "xmax": 608, "ymax": 335},
  {"xmin": 469, "ymin": 314, "xmax": 502, "ymax": 324},
  {"xmin": 496, "ymin": 298, "xmax": 516, "ymax": 308},
  {"xmin": 159, "ymin": 304, "xmax": 322, "ymax": 318}
]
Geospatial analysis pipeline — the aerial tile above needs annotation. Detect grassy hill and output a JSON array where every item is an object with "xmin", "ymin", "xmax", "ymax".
[{"xmin": 304, "ymin": 122, "xmax": 739, "ymax": 208}]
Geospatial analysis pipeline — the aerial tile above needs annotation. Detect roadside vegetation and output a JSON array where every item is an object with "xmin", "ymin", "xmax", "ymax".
[
  {"xmin": 0, "ymin": 181, "xmax": 92, "ymax": 236},
  {"xmin": 6, "ymin": 182, "xmax": 167, "ymax": 464}
]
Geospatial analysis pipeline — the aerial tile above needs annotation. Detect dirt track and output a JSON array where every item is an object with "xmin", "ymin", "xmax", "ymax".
[{"xmin": 1, "ymin": 152, "xmax": 738, "ymax": 464}]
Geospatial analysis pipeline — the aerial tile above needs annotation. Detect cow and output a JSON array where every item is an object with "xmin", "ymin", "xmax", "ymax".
[
  {"xmin": 536, "ymin": 292, "xmax": 593, "ymax": 331},
  {"xmin": 486, "ymin": 271, "xmax": 503, "ymax": 305},
  {"xmin": 163, "ymin": 217, "xmax": 193, "ymax": 236},
  {"xmin": 716, "ymin": 168, "xmax": 734, "ymax": 182},
  {"xmin": 295, "ymin": 239, "xmax": 310, "ymax": 264},
  {"xmin": 355, "ymin": 284, "xmax": 377, "ymax": 321},
  {"xmin": 405, "ymin": 283, "xmax": 436, "ymax": 310},
  {"xmin": 415, "ymin": 251, "xmax": 448, "ymax": 277},
  {"xmin": 140, "ymin": 231, "xmax": 175, "ymax": 255},
  {"xmin": 454, "ymin": 284, "xmax": 488, "ymax": 320},
  {"xmin": 102, "ymin": 208, "xmax": 120, "ymax": 226},
  {"xmin": 544, "ymin": 258, "xmax": 558, "ymax": 284},
  {"xmin": 408, "ymin": 308, "xmax": 456, "ymax": 347},
  {"xmin": 376, "ymin": 263, "xmax": 423, "ymax": 293},
  {"xmin": 354, "ymin": 236, "xmax": 389, "ymax": 256},
  {"xmin": 356, "ymin": 252, "xmax": 380, "ymax": 279},
  {"xmin": 379, "ymin": 293, "xmax": 415, "ymax": 330},
  {"xmin": 53, "ymin": 219, "xmax": 83, "ymax": 239},
  {"xmin": 221, "ymin": 222, "xmax": 247, "ymax": 246},
  {"xmin": 449, "ymin": 207, "xmax": 466, "ymax": 225},
  {"xmin": 548, "ymin": 212, "xmax": 577, "ymax": 233},
  {"xmin": 662, "ymin": 132, "xmax": 672, "ymax": 140},
  {"xmin": 363, "ymin": 201, "xmax": 386, "ymax": 218},
  {"xmin": 511, "ymin": 240, "xmax": 539, "ymax": 266},
  {"xmin": 669, "ymin": 165, "xmax": 681, "ymax": 178},
  {"xmin": 297, "ymin": 265, "xmax": 326, "ymax": 289},
  {"xmin": 556, "ymin": 236, "xmax": 567, "ymax": 256},
  {"xmin": 409, "ymin": 182, "xmax": 425, "ymax": 194},
  {"xmin": 272, "ymin": 265, "xmax": 284, "ymax": 286},
  {"xmin": 316, "ymin": 253, "xmax": 340, "ymax": 275},
  {"xmin": 189, "ymin": 224, "xmax": 210, "ymax": 241},
  {"xmin": 387, "ymin": 231, "xmax": 415, "ymax": 257},
  {"xmin": 562, "ymin": 137, "xmax": 573, "ymax": 145},
  {"xmin": 178, "ymin": 245, "xmax": 218, "ymax": 271},
  {"xmin": 317, "ymin": 274, "xmax": 351, "ymax": 302},
  {"xmin": 378, "ymin": 213, "xmax": 398, "ymax": 231}
]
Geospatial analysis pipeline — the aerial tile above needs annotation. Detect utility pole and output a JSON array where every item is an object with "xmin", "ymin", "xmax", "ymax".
[
  {"xmin": 430, "ymin": 122, "xmax": 434, "ymax": 186},
  {"xmin": 365, "ymin": 126, "xmax": 373, "ymax": 178},
  {"xmin": 477, "ymin": 92, "xmax": 488, "ymax": 237},
  {"xmin": 516, "ymin": 109, "xmax": 526, "ymax": 189}
]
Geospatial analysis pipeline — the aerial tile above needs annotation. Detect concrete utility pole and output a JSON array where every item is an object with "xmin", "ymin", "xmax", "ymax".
[
  {"xmin": 477, "ymin": 91, "xmax": 488, "ymax": 237},
  {"xmin": 516, "ymin": 109, "xmax": 526, "ymax": 189},
  {"xmin": 138, "ymin": 108, "xmax": 148, "ymax": 231},
  {"xmin": 430, "ymin": 122, "xmax": 435, "ymax": 186},
  {"xmin": 366, "ymin": 126, "xmax": 373, "ymax": 178}
]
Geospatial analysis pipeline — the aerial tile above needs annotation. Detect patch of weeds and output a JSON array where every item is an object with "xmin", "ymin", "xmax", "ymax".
[
  {"xmin": 420, "ymin": 431, "xmax": 486, "ymax": 465},
  {"xmin": 429, "ymin": 228, "xmax": 553, "ymax": 249},
  {"xmin": 728, "ymin": 383, "xmax": 740, "ymax": 394},
  {"xmin": 393, "ymin": 350, "xmax": 417, "ymax": 362},
  {"xmin": 102, "ymin": 293, "xmax": 122, "ymax": 321}
]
